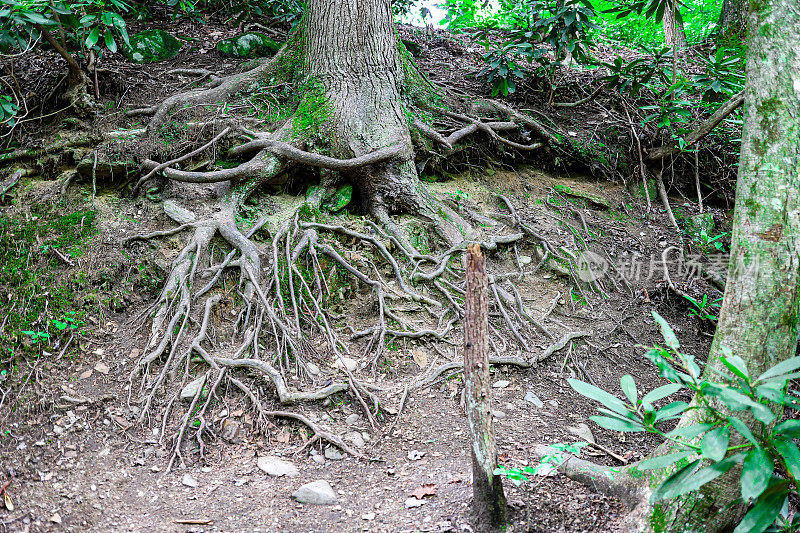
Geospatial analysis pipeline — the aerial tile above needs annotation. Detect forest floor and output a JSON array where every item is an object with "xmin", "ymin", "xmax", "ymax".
[{"xmin": 0, "ymin": 16, "xmax": 731, "ymax": 533}]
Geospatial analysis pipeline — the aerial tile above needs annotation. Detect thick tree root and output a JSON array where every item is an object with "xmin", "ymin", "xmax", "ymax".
[{"xmin": 114, "ymin": 33, "xmax": 605, "ymax": 469}]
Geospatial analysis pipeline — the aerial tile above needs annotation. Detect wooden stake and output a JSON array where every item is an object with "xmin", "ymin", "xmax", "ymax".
[{"xmin": 463, "ymin": 243, "xmax": 506, "ymax": 529}]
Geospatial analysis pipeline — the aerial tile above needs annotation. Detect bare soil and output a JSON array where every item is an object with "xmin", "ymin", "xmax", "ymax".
[{"xmin": 0, "ymin": 16, "xmax": 729, "ymax": 533}]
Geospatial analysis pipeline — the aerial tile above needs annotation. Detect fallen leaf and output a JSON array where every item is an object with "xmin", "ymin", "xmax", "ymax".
[
  {"xmin": 94, "ymin": 362, "xmax": 110, "ymax": 375},
  {"xmin": 79, "ymin": 369, "xmax": 93, "ymax": 380},
  {"xmin": 4, "ymin": 492, "xmax": 13, "ymax": 511},
  {"xmin": 276, "ymin": 427, "xmax": 290, "ymax": 443},
  {"xmin": 410, "ymin": 350, "xmax": 428, "ymax": 369},
  {"xmin": 410, "ymin": 483, "xmax": 437, "ymax": 499}
]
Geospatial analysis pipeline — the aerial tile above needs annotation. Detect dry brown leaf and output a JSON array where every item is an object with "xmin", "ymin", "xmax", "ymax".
[
  {"xmin": 4, "ymin": 492, "xmax": 13, "ymax": 511},
  {"xmin": 276, "ymin": 428, "xmax": 290, "ymax": 443},
  {"xmin": 410, "ymin": 483, "xmax": 437, "ymax": 499},
  {"xmin": 410, "ymin": 350, "xmax": 428, "ymax": 369}
]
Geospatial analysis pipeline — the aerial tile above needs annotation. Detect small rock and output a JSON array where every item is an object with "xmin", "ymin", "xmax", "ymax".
[
  {"xmin": 345, "ymin": 414, "xmax": 361, "ymax": 426},
  {"xmin": 50, "ymin": 513, "xmax": 62, "ymax": 524},
  {"xmin": 567, "ymin": 423, "xmax": 596, "ymax": 444},
  {"xmin": 519, "ymin": 255, "xmax": 532, "ymax": 265},
  {"xmin": 492, "ymin": 380, "xmax": 511, "ymax": 389},
  {"xmin": 524, "ymin": 391, "xmax": 544, "ymax": 408},
  {"xmin": 150, "ymin": 466, "xmax": 161, "ymax": 473},
  {"xmin": 407, "ymin": 450, "xmax": 425, "ymax": 461},
  {"xmin": 344, "ymin": 432, "xmax": 365, "ymax": 450},
  {"xmin": 405, "ymin": 497, "xmax": 425, "ymax": 508},
  {"xmin": 180, "ymin": 376, "xmax": 206, "ymax": 401},
  {"xmin": 362, "ymin": 512, "xmax": 376, "ymax": 520},
  {"xmin": 292, "ymin": 480, "xmax": 338, "ymax": 505},
  {"xmin": 312, "ymin": 454, "xmax": 325, "ymax": 464},
  {"xmin": 93, "ymin": 362, "xmax": 110, "ymax": 375},
  {"xmin": 333, "ymin": 357, "xmax": 358, "ymax": 372},
  {"xmin": 163, "ymin": 200, "xmax": 196, "ymax": 225},
  {"xmin": 306, "ymin": 362, "xmax": 320, "ymax": 376},
  {"xmin": 492, "ymin": 411, "xmax": 506, "ymax": 418},
  {"xmin": 257, "ymin": 456, "xmax": 299, "ymax": 478},
  {"xmin": 324, "ymin": 447, "xmax": 345, "ymax": 461},
  {"xmin": 221, "ymin": 419, "xmax": 240, "ymax": 443},
  {"xmin": 182, "ymin": 474, "xmax": 198, "ymax": 488}
]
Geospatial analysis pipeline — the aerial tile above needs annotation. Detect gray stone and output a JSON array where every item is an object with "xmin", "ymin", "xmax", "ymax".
[
  {"xmin": 567, "ymin": 423, "xmax": 596, "ymax": 444},
  {"xmin": 292, "ymin": 480, "xmax": 338, "ymax": 505},
  {"xmin": 324, "ymin": 447, "xmax": 344, "ymax": 461},
  {"xmin": 257, "ymin": 456, "xmax": 299, "ymax": 478},
  {"xmin": 163, "ymin": 200, "xmax": 196, "ymax": 225},
  {"xmin": 180, "ymin": 376, "xmax": 206, "ymax": 401},
  {"xmin": 221, "ymin": 419, "xmax": 240, "ymax": 443},
  {"xmin": 333, "ymin": 357, "xmax": 358, "ymax": 372},
  {"xmin": 492, "ymin": 380, "xmax": 511, "ymax": 389},
  {"xmin": 181, "ymin": 474, "xmax": 198, "ymax": 488},
  {"xmin": 344, "ymin": 432, "xmax": 365, "ymax": 450},
  {"xmin": 306, "ymin": 362, "xmax": 320, "ymax": 376},
  {"xmin": 345, "ymin": 414, "xmax": 361, "ymax": 426},
  {"xmin": 524, "ymin": 391, "xmax": 544, "ymax": 408}
]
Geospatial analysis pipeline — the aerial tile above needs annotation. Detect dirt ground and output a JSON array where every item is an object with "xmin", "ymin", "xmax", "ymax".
[
  {"xmin": 0, "ymin": 165, "xmax": 723, "ymax": 532},
  {"xmin": 0, "ymin": 15, "xmax": 731, "ymax": 533}
]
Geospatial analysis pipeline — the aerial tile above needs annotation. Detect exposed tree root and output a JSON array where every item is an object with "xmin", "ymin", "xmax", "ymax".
[{"xmin": 107, "ymin": 28, "xmax": 608, "ymax": 469}]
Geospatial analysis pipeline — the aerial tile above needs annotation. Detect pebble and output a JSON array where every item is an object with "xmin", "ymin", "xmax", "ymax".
[
  {"xmin": 362, "ymin": 512, "xmax": 376, "ymax": 521},
  {"xmin": 306, "ymin": 362, "xmax": 320, "ymax": 375},
  {"xmin": 257, "ymin": 456, "xmax": 299, "ymax": 478},
  {"xmin": 567, "ymin": 423, "xmax": 596, "ymax": 444},
  {"xmin": 345, "ymin": 414, "xmax": 361, "ymax": 426},
  {"xmin": 181, "ymin": 474, "xmax": 198, "ymax": 488},
  {"xmin": 492, "ymin": 380, "xmax": 511, "ymax": 388},
  {"xmin": 492, "ymin": 411, "xmax": 506, "ymax": 418},
  {"xmin": 333, "ymin": 357, "xmax": 358, "ymax": 372},
  {"xmin": 324, "ymin": 447, "xmax": 344, "ymax": 461},
  {"xmin": 405, "ymin": 497, "xmax": 425, "ymax": 508},
  {"xmin": 344, "ymin": 432, "xmax": 365, "ymax": 450},
  {"xmin": 292, "ymin": 480, "xmax": 338, "ymax": 505},
  {"xmin": 524, "ymin": 391, "xmax": 544, "ymax": 408}
]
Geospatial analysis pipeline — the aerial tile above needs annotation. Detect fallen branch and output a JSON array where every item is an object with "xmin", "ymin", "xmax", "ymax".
[
  {"xmin": 646, "ymin": 91, "xmax": 744, "ymax": 161},
  {"xmin": 553, "ymin": 85, "xmax": 604, "ymax": 108},
  {"xmin": 532, "ymin": 331, "xmax": 591, "ymax": 365}
]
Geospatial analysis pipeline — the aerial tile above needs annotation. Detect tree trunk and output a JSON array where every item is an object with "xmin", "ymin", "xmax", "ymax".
[
  {"xmin": 463, "ymin": 244, "xmax": 507, "ymax": 530},
  {"xmin": 628, "ymin": 0, "xmax": 800, "ymax": 530},
  {"xmin": 717, "ymin": 0, "xmax": 747, "ymax": 42},
  {"xmin": 304, "ymin": 0, "xmax": 418, "ymax": 213},
  {"xmin": 663, "ymin": 2, "xmax": 687, "ymax": 50}
]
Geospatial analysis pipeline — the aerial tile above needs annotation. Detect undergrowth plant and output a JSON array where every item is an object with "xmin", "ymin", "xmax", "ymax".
[{"xmin": 569, "ymin": 311, "xmax": 800, "ymax": 533}]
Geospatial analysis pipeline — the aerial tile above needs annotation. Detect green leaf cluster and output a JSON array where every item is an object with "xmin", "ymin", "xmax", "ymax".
[{"xmin": 569, "ymin": 311, "xmax": 800, "ymax": 533}]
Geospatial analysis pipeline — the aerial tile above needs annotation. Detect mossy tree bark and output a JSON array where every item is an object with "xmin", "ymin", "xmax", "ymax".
[
  {"xmin": 626, "ymin": 1, "xmax": 800, "ymax": 530},
  {"xmin": 303, "ymin": 0, "xmax": 469, "ymax": 245},
  {"xmin": 717, "ymin": 0, "xmax": 747, "ymax": 42}
]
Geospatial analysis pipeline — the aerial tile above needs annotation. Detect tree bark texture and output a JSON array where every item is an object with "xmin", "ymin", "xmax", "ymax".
[
  {"xmin": 662, "ymin": 2, "xmax": 687, "ymax": 49},
  {"xmin": 463, "ymin": 244, "xmax": 506, "ymax": 530},
  {"xmin": 628, "ymin": 1, "xmax": 800, "ymax": 531},
  {"xmin": 303, "ymin": 0, "xmax": 421, "ymax": 215},
  {"xmin": 717, "ymin": 0, "xmax": 747, "ymax": 41}
]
